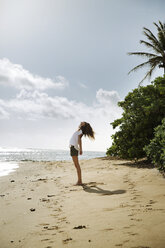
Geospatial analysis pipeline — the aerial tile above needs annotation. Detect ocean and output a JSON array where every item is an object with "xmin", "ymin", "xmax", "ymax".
[{"xmin": 0, "ymin": 148, "xmax": 106, "ymax": 177}]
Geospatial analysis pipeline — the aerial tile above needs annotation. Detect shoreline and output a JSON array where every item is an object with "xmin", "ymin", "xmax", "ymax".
[
  {"xmin": 0, "ymin": 148, "xmax": 106, "ymax": 165},
  {"xmin": 0, "ymin": 161, "xmax": 19, "ymax": 177},
  {"xmin": 0, "ymin": 157, "xmax": 96, "ymax": 178},
  {"xmin": 0, "ymin": 158, "xmax": 165, "ymax": 248}
]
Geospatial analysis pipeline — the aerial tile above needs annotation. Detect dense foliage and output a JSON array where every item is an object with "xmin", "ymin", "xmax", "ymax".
[
  {"xmin": 144, "ymin": 118, "xmax": 165, "ymax": 171},
  {"xmin": 106, "ymin": 76, "xmax": 165, "ymax": 160}
]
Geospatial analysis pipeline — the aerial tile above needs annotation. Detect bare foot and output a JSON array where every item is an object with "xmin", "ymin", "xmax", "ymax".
[{"xmin": 74, "ymin": 182, "xmax": 83, "ymax": 186}]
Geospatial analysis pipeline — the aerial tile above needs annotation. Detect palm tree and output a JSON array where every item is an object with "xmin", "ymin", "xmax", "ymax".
[{"xmin": 128, "ymin": 21, "xmax": 165, "ymax": 84}]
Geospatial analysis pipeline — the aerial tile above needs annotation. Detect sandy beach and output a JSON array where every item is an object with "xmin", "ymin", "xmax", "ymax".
[{"xmin": 0, "ymin": 157, "xmax": 165, "ymax": 248}]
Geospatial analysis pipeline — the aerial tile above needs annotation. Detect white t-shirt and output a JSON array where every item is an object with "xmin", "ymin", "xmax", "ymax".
[{"xmin": 69, "ymin": 130, "xmax": 83, "ymax": 151}]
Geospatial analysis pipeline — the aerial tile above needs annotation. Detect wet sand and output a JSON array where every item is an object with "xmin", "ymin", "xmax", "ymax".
[{"xmin": 0, "ymin": 158, "xmax": 165, "ymax": 248}]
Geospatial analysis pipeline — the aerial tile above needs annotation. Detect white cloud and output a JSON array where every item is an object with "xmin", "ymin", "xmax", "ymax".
[
  {"xmin": 96, "ymin": 88, "xmax": 120, "ymax": 106},
  {"xmin": 0, "ymin": 88, "xmax": 122, "ymax": 122},
  {"xmin": 0, "ymin": 58, "xmax": 69, "ymax": 90},
  {"xmin": 0, "ymin": 89, "xmax": 92, "ymax": 120}
]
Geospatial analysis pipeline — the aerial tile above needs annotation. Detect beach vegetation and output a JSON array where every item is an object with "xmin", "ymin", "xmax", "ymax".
[
  {"xmin": 106, "ymin": 76, "xmax": 165, "ymax": 161},
  {"xmin": 144, "ymin": 118, "xmax": 165, "ymax": 172}
]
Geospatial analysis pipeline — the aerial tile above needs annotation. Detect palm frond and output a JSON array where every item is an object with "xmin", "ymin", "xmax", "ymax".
[
  {"xmin": 138, "ymin": 61, "xmax": 159, "ymax": 85},
  {"xmin": 154, "ymin": 22, "xmax": 161, "ymax": 32},
  {"xmin": 159, "ymin": 21, "xmax": 165, "ymax": 30},
  {"xmin": 128, "ymin": 21, "xmax": 165, "ymax": 83},
  {"xmin": 154, "ymin": 21, "xmax": 165, "ymax": 31},
  {"xmin": 128, "ymin": 56, "xmax": 162, "ymax": 75},
  {"xmin": 153, "ymin": 21, "xmax": 165, "ymax": 50},
  {"xmin": 128, "ymin": 60, "xmax": 152, "ymax": 74},
  {"xmin": 140, "ymin": 40, "xmax": 161, "ymax": 54},
  {"xmin": 158, "ymin": 33, "xmax": 165, "ymax": 50},
  {"xmin": 143, "ymin": 28, "xmax": 163, "ymax": 53},
  {"xmin": 143, "ymin": 27, "xmax": 159, "ymax": 44},
  {"xmin": 128, "ymin": 52, "xmax": 157, "ymax": 58}
]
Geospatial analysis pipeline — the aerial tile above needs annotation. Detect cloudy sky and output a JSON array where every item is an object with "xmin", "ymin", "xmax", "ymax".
[{"xmin": 0, "ymin": 0, "xmax": 165, "ymax": 151}]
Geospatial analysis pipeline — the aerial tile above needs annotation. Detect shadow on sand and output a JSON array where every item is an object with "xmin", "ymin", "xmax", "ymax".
[
  {"xmin": 82, "ymin": 184, "xmax": 126, "ymax": 196},
  {"xmin": 99, "ymin": 157, "xmax": 154, "ymax": 169}
]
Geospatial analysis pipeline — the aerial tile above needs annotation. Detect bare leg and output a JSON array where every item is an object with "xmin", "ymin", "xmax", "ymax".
[{"xmin": 72, "ymin": 156, "xmax": 82, "ymax": 185}]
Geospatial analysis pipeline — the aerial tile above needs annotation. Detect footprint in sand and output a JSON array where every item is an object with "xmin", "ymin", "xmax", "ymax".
[
  {"xmin": 103, "ymin": 228, "xmax": 114, "ymax": 231},
  {"xmin": 53, "ymin": 208, "xmax": 62, "ymax": 212},
  {"xmin": 131, "ymin": 246, "xmax": 151, "ymax": 248},
  {"xmin": 44, "ymin": 226, "xmax": 59, "ymax": 230},
  {"xmin": 50, "ymin": 214, "xmax": 59, "ymax": 217},
  {"xmin": 123, "ymin": 240, "xmax": 130, "ymax": 244},
  {"xmin": 58, "ymin": 217, "xmax": 66, "ymax": 221},
  {"xmin": 130, "ymin": 218, "xmax": 142, "ymax": 222},
  {"xmin": 63, "ymin": 238, "xmax": 72, "ymax": 244},
  {"xmin": 131, "ymin": 197, "xmax": 137, "ymax": 200},
  {"xmin": 149, "ymin": 200, "xmax": 157, "ymax": 204},
  {"xmin": 127, "ymin": 232, "xmax": 138, "ymax": 236},
  {"xmin": 41, "ymin": 238, "xmax": 50, "ymax": 241},
  {"xmin": 123, "ymin": 226, "xmax": 130, "ymax": 229},
  {"xmin": 39, "ymin": 223, "xmax": 50, "ymax": 226},
  {"xmin": 73, "ymin": 225, "xmax": 86, "ymax": 229},
  {"xmin": 40, "ymin": 198, "xmax": 50, "ymax": 202}
]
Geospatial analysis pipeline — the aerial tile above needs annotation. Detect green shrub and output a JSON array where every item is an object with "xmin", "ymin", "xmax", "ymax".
[
  {"xmin": 107, "ymin": 76, "xmax": 165, "ymax": 160},
  {"xmin": 144, "ymin": 118, "xmax": 165, "ymax": 171}
]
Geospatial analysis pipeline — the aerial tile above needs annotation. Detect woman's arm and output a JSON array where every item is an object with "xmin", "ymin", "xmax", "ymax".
[{"xmin": 78, "ymin": 134, "xmax": 83, "ymax": 155}]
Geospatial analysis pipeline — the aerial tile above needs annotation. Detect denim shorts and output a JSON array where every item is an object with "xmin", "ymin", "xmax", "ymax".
[{"xmin": 70, "ymin": 146, "xmax": 78, "ymax": 156}]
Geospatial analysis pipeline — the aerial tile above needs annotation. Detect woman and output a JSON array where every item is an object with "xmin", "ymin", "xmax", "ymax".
[{"xmin": 69, "ymin": 122, "xmax": 95, "ymax": 185}]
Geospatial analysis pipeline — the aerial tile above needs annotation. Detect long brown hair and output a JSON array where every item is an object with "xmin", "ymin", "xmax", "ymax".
[{"xmin": 80, "ymin": 122, "xmax": 95, "ymax": 139}]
